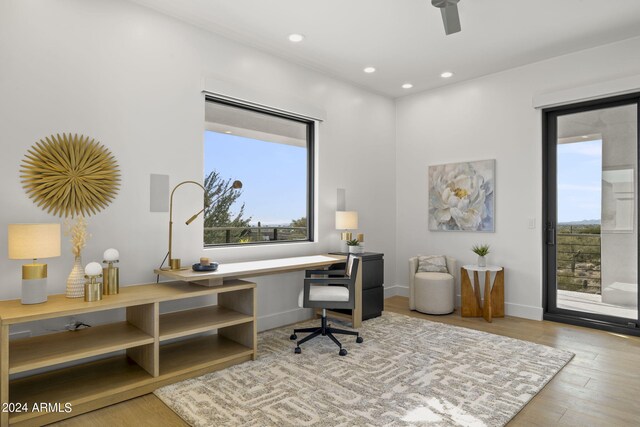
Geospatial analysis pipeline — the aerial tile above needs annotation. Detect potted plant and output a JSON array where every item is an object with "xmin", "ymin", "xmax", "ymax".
[
  {"xmin": 346, "ymin": 238, "xmax": 360, "ymax": 254},
  {"xmin": 472, "ymin": 244, "xmax": 490, "ymax": 267}
]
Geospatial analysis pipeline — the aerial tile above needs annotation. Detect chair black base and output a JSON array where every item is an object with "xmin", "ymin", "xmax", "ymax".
[{"xmin": 290, "ymin": 313, "xmax": 363, "ymax": 356}]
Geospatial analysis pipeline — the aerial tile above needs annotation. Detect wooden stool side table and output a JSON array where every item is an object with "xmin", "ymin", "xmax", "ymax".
[{"xmin": 461, "ymin": 265, "xmax": 504, "ymax": 322}]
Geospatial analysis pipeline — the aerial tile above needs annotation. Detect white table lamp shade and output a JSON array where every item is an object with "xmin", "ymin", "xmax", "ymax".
[
  {"xmin": 103, "ymin": 248, "xmax": 119, "ymax": 262},
  {"xmin": 8, "ymin": 223, "xmax": 61, "ymax": 259},
  {"xmin": 336, "ymin": 211, "xmax": 358, "ymax": 230},
  {"xmin": 85, "ymin": 262, "xmax": 103, "ymax": 276}
]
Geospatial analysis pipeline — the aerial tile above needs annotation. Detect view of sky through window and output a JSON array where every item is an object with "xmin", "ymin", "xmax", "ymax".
[
  {"xmin": 204, "ymin": 131, "xmax": 307, "ymax": 226},
  {"xmin": 557, "ymin": 139, "xmax": 602, "ymax": 223}
]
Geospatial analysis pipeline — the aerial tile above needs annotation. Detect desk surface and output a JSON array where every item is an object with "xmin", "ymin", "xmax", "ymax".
[{"xmin": 155, "ymin": 254, "xmax": 344, "ymax": 282}]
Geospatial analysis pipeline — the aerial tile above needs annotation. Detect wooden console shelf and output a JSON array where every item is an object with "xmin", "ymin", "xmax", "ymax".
[
  {"xmin": 10, "ymin": 322, "xmax": 154, "ymax": 374},
  {"xmin": 159, "ymin": 306, "xmax": 253, "ymax": 341},
  {"xmin": 0, "ymin": 279, "xmax": 257, "ymax": 426}
]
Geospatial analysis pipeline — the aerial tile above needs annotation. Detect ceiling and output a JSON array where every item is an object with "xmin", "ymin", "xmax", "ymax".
[{"xmin": 129, "ymin": 0, "xmax": 640, "ymax": 98}]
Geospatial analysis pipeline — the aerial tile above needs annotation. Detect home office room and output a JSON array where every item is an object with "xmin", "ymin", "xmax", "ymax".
[{"xmin": 2, "ymin": 1, "xmax": 640, "ymax": 426}]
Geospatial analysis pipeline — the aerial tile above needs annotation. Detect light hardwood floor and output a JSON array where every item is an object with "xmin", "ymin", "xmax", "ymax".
[{"xmin": 51, "ymin": 296, "xmax": 640, "ymax": 426}]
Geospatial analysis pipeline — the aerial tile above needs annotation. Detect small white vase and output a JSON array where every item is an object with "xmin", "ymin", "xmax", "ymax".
[
  {"xmin": 66, "ymin": 255, "xmax": 85, "ymax": 298},
  {"xmin": 477, "ymin": 255, "xmax": 487, "ymax": 268},
  {"xmin": 348, "ymin": 245, "xmax": 358, "ymax": 254}
]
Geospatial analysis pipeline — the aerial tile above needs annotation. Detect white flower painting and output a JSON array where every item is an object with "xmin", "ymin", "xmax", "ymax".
[{"xmin": 428, "ymin": 159, "xmax": 495, "ymax": 232}]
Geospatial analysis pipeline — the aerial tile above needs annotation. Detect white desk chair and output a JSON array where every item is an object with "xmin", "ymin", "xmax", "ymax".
[{"xmin": 290, "ymin": 255, "xmax": 363, "ymax": 356}]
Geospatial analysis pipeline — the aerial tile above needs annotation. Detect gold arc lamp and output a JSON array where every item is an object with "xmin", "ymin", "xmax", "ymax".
[
  {"xmin": 8, "ymin": 223, "xmax": 61, "ymax": 304},
  {"xmin": 164, "ymin": 179, "xmax": 242, "ymax": 271},
  {"xmin": 335, "ymin": 211, "xmax": 358, "ymax": 241}
]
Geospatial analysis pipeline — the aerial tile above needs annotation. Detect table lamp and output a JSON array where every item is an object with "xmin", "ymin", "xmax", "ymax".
[
  {"xmin": 103, "ymin": 248, "xmax": 120, "ymax": 295},
  {"xmin": 8, "ymin": 223, "xmax": 61, "ymax": 304},
  {"xmin": 335, "ymin": 211, "xmax": 358, "ymax": 251},
  {"xmin": 84, "ymin": 262, "xmax": 103, "ymax": 302}
]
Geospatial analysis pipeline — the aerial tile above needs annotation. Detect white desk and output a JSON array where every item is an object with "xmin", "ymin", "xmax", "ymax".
[{"xmin": 155, "ymin": 254, "xmax": 364, "ymax": 327}]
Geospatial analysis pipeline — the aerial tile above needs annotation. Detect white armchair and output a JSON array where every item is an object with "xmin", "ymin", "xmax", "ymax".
[{"xmin": 409, "ymin": 256, "xmax": 456, "ymax": 315}]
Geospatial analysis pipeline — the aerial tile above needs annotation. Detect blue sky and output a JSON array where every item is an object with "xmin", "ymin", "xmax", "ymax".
[
  {"xmin": 204, "ymin": 131, "xmax": 307, "ymax": 225},
  {"xmin": 557, "ymin": 140, "xmax": 602, "ymax": 222}
]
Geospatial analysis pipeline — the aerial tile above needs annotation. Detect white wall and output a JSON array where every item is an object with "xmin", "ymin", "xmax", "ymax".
[
  {"xmin": 395, "ymin": 36, "xmax": 640, "ymax": 319},
  {"xmin": 0, "ymin": 0, "xmax": 396, "ymax": 334}
]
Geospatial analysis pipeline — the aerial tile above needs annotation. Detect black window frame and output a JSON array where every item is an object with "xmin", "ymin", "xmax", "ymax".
[
  {"xmin": 203, "ymin": 96, "xmax": 315, "ymax": 247},
  {"xmin": 542, "ymin": 91, "xmax": 640, "ymax": 336}
]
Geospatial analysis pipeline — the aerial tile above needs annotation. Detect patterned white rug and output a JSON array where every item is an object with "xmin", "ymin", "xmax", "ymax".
[{"xmin": 155, "ymin": 312, "xmax": 573, "ymax": 427}]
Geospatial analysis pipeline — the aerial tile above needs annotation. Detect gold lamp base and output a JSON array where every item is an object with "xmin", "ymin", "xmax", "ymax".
[
  {"xmin": 103, "ymin": 264, "xmax": 119, "ymax": 295},
  {"xmin": 21, "ymin": 263, "xmax": 48, "ymax": 305},
  {"xmin": 22, "ymin": 263, "xmax": 47, "ymax": 280}
]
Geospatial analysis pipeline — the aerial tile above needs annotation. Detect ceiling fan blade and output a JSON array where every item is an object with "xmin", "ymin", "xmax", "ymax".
[{"xmin": 440, "ymin": 4, "xmax": 461, "ymax": 35}]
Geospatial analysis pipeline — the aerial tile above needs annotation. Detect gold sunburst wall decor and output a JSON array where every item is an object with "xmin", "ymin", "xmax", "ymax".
[{"xmin": 20, "ymin": 133, "xmax": 120, "ymax": 217}]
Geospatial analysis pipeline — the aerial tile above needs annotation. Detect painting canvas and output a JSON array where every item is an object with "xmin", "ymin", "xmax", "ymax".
[{"xmin": 429, "ymin": 159, "xmax": 495, "ymax": 232}]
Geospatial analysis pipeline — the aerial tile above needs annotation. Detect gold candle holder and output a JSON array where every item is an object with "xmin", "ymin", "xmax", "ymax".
[
  {"xmin": 84, "ymin": 275, "xmax": 103, "ymax": 302},
  {"xmin": 169, "ymin": 258, "xmax": 181, "ymax": 270},
  {"xmin": 102, "ymin": 260, "xmax": 119, "ymax": 295}
]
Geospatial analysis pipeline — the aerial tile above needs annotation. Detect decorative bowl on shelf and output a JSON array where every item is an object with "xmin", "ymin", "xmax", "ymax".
[{"xmin": 192, "ymin": 262, "xmax": 219, "ymax": 272}]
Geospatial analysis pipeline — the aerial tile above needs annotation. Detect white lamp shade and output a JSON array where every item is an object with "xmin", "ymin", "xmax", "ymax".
[
  {"xmin": 103, "ymin": 248, "xmax": 119, "ymax": 262},
  {"xmin": 8, "ymin": 223, "xmax": 61, "ymax": 260},
  {"xmin": 336, "ymin": 211, "xmax": 358, "ymax": 230},
  {"xmin": 85, "ymin": 262, "xmax": 103, "ymax": 276}
]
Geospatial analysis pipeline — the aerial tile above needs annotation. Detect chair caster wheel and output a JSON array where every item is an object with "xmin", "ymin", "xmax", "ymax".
[
  {"xmin": 290, "ymin": 334, "xmax": 297, "ymax": 340},
  {"xmin": 356, "ymin": 336, "xmax": 364, "ymax": 344},
  {"xmin": 294, "ymin": 347, "xmax": 301, "ymax": 354},
  {"xmin": 339, "ymin": 348, "xmax": 347, "ymax": 356}
]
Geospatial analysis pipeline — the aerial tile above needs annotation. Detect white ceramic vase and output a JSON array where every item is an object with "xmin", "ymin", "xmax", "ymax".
[
  {"xmin": 348, "ymin": 245, "xmax": 358, "ymax": 254},
  {"xmin": 66, "ymin": 255, "xmax": 85, "ymax": 298},
  {"xmin": 477, "ymin": 255, "xmax": 487, "ymax": 268}
]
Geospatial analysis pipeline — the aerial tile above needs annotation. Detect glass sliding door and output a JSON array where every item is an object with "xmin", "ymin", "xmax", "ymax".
[{"xmin": 544, "ymin": 95, "xmax": 640, "ymax": 333}]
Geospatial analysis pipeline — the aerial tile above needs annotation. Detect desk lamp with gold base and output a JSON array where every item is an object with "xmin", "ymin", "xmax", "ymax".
[
  {"xmin": 335, "ymin": 211, "xmax": 358, "ymax": 253},
  {"xmin": 162, "ymin": 179, "xmax": 242, "ymax": 271}
]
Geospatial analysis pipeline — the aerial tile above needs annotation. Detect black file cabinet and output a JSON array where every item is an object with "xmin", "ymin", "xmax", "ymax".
[{"xmin": 330, "ymin": 252, "xmax": 384, "ymax": 320}]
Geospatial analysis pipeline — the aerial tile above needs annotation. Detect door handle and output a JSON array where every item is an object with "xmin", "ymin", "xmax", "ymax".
[{"xmin": 546, "ymin": 222, "xmax": 556, "ymax": 245}]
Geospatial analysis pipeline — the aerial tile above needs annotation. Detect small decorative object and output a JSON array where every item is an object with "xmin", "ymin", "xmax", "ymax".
[
  {"xmin": 20, "ymin": 133, "xmax": 120, "ymax": 217},
  {"xmin": 428, "ymin": 159, "xmax": 495, "ymax": 232},
  {"xmin": 192, "ymin": 262, "xmax": 219, "ymax": 272},
  {"xmin": 65, "ymin": 217, "xmax": 90, "ymax": 298},
  {"xmin": 472, "ymin": 244, "xmax": 490, "ymax": 268},
  {"xmin": 84, "ymin": 262, "xmax": 103, "ymax": 302},
  {"xmin": 200, "ymin": 257, "xmax": 211, "ymax": 266},
  {"xmin": 102, "ymin": 248, "xmax": 120, "ymax": 295},
  {"xmin": 7, "ymin": 224, "xmax": 61, "ymax": 304},
  {"xmin": 346, "ymin": 238, "xmax": 360, "ymax": 254}
]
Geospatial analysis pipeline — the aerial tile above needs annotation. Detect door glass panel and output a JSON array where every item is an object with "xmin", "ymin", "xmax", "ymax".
[{"xmin": 556, "ymin": 104, "xmax": 637, "ymax": 319}]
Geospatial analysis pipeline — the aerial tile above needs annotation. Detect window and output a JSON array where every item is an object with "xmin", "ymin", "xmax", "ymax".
[{"xmin": 203, "ymin": 97, "xmax": 314, "ymax": 246}]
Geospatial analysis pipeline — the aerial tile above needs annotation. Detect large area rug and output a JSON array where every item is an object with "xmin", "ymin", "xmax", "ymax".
[{"xmin": 155, "ymin": 312, "xmax": 573, "ymax": 427}]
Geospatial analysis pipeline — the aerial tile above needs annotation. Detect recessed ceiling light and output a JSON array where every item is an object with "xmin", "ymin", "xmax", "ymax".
[
  {"xmin": 288, "ymin": 33, "xmax": 304, "ymax": 43},
  {"xmin": 440, "ymin": 71, "xmax": 454, "ymax": 78},
  {"xmin": 224, "ymin": 131, "xmax": 232, "ymax": 134},
  {"xmin": 402, "ymin": 83, "xmax": 413, "ymax": 89},
  {"xmin": 363, "ymin": 67, "xmax": 376, "ymax": 73}
]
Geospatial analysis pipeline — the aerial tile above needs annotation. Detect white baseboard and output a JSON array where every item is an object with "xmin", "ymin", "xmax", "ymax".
[
  {"xmin": 504, "ymin": 302, "xmax": 543, "ymax": 320},
  {"xmin": 257, "ymin": 288, "xmax": 543, "ymax": 330},
  {"xmin": 384, "ymin": 285, "xmax": 409, "ymax": 298},
  {"xmin": 387, "ymin": 286, "xmax": 542, "ymax": 321},
  {"xmin": 257, "ymin": 307, "xmax": 312, "ymax": 332}
]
